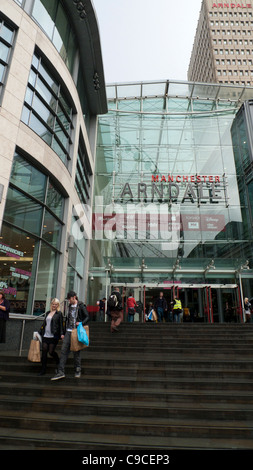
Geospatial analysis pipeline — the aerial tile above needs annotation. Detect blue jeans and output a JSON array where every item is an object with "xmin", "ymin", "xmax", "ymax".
[
  {"xmin": 128, "ymin": 308, "xmax": 135, "ymax": 322},
  {"xmin": 157, "ymin": 307, "xmax": 164, "ymax": 322},
  {"xmin": 173, "ymin": 310, "xmax": 181, "ymax": 323}
]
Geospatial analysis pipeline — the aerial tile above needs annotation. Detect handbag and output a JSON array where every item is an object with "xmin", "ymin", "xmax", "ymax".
[
  {"xmin": 77, "ymin": 322, "xmax": 89, "ymax": 345},
  {"xmin": 27, "ymin": 339, "xmax": 41, "ymax": 362},
  {"xmin": 152, "ymin": 310, "xmax": 158, "ymax": 322},
  {"xmin": 70, "ymin": 325, "xmax": 89, "ymax": 351}
]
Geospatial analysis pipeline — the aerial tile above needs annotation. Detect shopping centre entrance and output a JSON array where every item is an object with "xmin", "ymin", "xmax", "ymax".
[{"xmin": 107, "ymin": 283, "xmax": 244, "ymax": 323}]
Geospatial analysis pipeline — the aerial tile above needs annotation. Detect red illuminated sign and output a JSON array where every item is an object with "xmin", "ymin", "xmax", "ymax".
[{"xmin": 212, "ymin": 3, "xmax": 252, "ymax": 7}]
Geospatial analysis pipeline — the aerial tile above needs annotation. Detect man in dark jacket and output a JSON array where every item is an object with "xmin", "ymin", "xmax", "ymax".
[
  {"xmin": 51, "ymin": 291, "xmax": 89, "ymax": 380},
  {"xmin": 154, "ymin": 291, "xmax": 167, "ymax": 322}
]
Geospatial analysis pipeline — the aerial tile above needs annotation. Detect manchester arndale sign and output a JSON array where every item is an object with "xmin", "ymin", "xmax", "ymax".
[
  {"xmin": 212, "ymin": 3, "xmax": 252, "ymax": 7},
  {"xmin": 119, "ymin": 174, "xmax": 228, "ymax": 205}
]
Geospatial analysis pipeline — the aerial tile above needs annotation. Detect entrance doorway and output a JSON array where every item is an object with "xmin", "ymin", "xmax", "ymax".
[{"xmin": 108, "ymin": 283, "xmax": 243, "ymax": 323}]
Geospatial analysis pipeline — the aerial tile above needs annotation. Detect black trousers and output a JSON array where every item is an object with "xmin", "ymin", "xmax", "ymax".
[
  {"xmin": 0, "ymin": 319, "xmax": 7, "ymax": 343},
  {"xmin": 41, "ymin": 337, "xmax": 59, "ymax": 372}
]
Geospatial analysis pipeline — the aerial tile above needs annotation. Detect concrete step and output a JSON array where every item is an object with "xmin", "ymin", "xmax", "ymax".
[
  {"xmin": 1, "ymin": 395, "xmax": 253, "ymax": 421},
  {"xmin": 1, "ymin": 409, "xmax": 253, "ymax": 441},
  {"xmin": 2, "ymin": 360, "xmax": 253, "ymax": 379},
  {"xmin": 1, "ymin": 370, "xmax": 253, "ymax": 391},
  {"xmin": 0, "ymin": 426, "xmax": 253, "ymax": 450},
  {"xmin": 0, "ymin": 380, "xmax": 252, "ymax": 405}
]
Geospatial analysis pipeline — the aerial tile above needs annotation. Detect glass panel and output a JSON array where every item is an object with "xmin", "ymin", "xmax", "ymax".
[
  {"xmin": 1, "ymin": 24, "xmax": 14, "ymax": 43},
  {"xmin": 168, "ymin": 82, "xmax": 193, "ymax": 97},
  {"xmin": 116, "ymin": 84, "xmax": 142, "ymax": 99},
  {"xmin": 0, "ymin": 42, "xmax": 10, "ymax": 62},
  {"xmin": 51, "ymin": 137, "xmax": 67, "ymax": 165},
  {"xmin": 118, "ymin": 100, "xmax": 141, "ymax": 112},
  {"xmin": 24, "ymin": 87, "xmax": 34, "ymax": 106},
  {"xmin": 0, "ymin": 223, "xmax": 37, "ymax": 314},
  {"xmin": 66, "ymin": 265, "xmax": 81, "ymax": 298},
  {"xmin": 38, "ymin": 63, "xmax": 58, "ymax": 95},
  {"xmin": 0, "ymin": 63, "xmax": 5, "ymax": 82},
  {"xmin": 57, "ymin": 104, "xmax": 70, "ymax": 132},
  {"xmin": 46, "ymin": 181, "xmax": 64, "ymax": 219},
  {"xmin": 32, "ymin": 94, "xmax": 55, "ymax": 126},
  {"xmin": 10, "ymin": 153, "xmax": 47, "ymax": 202},
  {"xmin": 32, "ymin": 0, "xmax": 57, "ymax": 39},
  {"xmin": 35, "ymin": 77, "xmax": 57, "ymax": 111},
  {"xmin": 29, "ymin": 113, "xmax": 53, "ymax": 146},
  {"xmin": 4, "ymin": 187, "xmax": 43, "ymax": 236},
  {"xmin": 21, "ymin": 106, "xmax": 30, "ymax": 125},
  {"xmin": 52, "ymin": 2, "xmax": 68, "ymax": 59},
  {"xmin": 32, "ymin": 54, "xmax": 39, "ymax": 70},
  {"xmin": 66, "ymin": 29, "xmax": 76, "ymax": 73},
  {"xmin": 142, "ymin": 82, "xmax": 166, "ymax": 97},
  {"xmin": 28, "ymin": 69, "xmax": 37, "ymax": 87},
  {"xmin": 59, "ymin": 92, "xmax": 71, "ymax": 117},
  {"xmin": 42, "ymin": 210, "xmax": 62, "ymax": 248},
  {"xmin": 192, "ymin": 83, "xmax": 219, "ymax": 100},
  {"xmin": 33, "ymin": 242, "xmax": 58, "ymax": 314}
]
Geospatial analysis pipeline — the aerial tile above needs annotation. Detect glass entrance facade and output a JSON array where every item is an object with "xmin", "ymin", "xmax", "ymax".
[{"xmin": 89, "ymin": 81, "xmax": 253, "ymax": 322}]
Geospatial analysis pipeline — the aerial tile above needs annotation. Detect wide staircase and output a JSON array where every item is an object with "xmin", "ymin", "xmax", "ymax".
[{"xmin": 1, "ymin": 322, "xmax": 253, "ymax": 450}]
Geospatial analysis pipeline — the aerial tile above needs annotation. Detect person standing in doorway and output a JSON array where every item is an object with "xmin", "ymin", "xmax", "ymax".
[
  {"xmin": 51, "ymin": 291, "xmax": 89, "ymax": 380},
  {"xmin": 108, "ymin": 287, "xmax": 123, "ymax": 332},
  {"xmin": 173, "ymin": 297, "xmax": 183, "ymax": 323},
  {"xmin": 154, "ymin": 291, "xmax": 167, "ymax": 322},
  {"xmin": 127, "ymin": 292, "xmax": 137, "ymax": 323}
]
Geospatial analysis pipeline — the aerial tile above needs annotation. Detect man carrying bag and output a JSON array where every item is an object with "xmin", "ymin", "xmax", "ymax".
[{"xmin": 51, "ymin": 291, "xmax": 89, "ymax": 380}]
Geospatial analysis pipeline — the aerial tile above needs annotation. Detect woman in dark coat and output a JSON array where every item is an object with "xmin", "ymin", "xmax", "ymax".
[
  {"xmin": 0, "ymin": 291, "xmax": 10, "ymax": 343},
  {"xmin": 38, "ymin": 298, "xmax": 64, "ymax": 375}
]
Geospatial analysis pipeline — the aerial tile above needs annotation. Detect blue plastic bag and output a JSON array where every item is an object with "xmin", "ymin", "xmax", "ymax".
[{"xmin": 77, "ymin": 323, "xmax": 89, "ymax": 346}]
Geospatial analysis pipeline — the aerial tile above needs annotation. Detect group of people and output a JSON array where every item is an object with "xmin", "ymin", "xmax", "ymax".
[
  {"xmin": 105, "ymin": 289, "xmax": 184, "ymax": 329},
  {"xmin": 149, "ymin": 291, "xmax": 183, "ymax": 323}
]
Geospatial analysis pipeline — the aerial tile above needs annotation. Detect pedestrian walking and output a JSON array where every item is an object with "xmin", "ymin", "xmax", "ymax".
[
  {"xmin": 127, "ymin": 292, "xmax": 137, "ymax": 323},
  {"xmin": 51, "ymin": 291, "xmax": 89, "ymax": 380},
  {"xmin": 108, "ymin": 287, "xmax": 123, "ymax": 332}
]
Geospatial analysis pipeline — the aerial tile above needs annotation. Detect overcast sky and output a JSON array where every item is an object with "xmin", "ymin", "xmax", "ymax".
[{"xmin": 92, "ymin": 0, "xmax": 202, "ymax": 84}]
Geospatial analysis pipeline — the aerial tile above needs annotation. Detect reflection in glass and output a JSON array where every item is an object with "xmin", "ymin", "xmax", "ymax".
[
  {"xmin": 32, "ymin": 0, "xmax": 77, "ymax": 74},
  {"xmin": 29, "ymin": 113, "xmax": 52, "ymax": 146},
  {"xmin": 32, "ymin": 0, "xmax": 56, "ymax": 40},
  {"xmin": 10, "ymin": 153, "xmax": 46, "ymax": 202},
  {"xmin": 0, "ymin": 223, "xmax": 36, "ymax": 314},
  {"xmin": 0, "ymin": 63, "xmax": 5, "ymax": 82},
  {"xmin": 22, "ymin": 53, "xmax": 73, "ymax": 165},
  {"xmin": 42, "ymin": 210, "xmax": 62, "ymax": 249},
  {"xmin": 34, "ymin": 242, "xmax": 58, "ymax": 314},
  {"xmin": 0, "ymin": 42, "xmax": 9, "ymax": 62},
  {"xmin": 4, "ymin": 187, "xmax": 43, "ymax": 236},
  {"xmin": 46, "ymin": 182, "xmax": 64, "ymax": 219}
]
